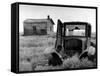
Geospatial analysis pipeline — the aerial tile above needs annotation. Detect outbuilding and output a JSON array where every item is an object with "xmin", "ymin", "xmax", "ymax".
[{"xmin": 23, "ymin": 15, "xmax": 55, "ymax": 35}]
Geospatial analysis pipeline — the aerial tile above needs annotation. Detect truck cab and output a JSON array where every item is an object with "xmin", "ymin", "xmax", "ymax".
[{"xmin": 55, "ymin": 20, "xmax": 91, "ymax": 57}]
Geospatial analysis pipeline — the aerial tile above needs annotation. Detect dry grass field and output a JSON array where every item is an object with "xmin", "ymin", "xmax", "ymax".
[{"xmin": 19, "ymin": 34, "xmax": 96, "ymax": 71}]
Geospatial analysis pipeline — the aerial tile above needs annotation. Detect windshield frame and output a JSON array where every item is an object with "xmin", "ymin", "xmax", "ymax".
[{"xmin": 63, "ymin": 22, "xmax": 90, "ymax": 38}]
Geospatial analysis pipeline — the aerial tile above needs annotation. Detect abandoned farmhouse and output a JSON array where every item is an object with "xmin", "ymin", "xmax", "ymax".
[{"xmin": 23, "ymin": 16, "xmax": 55, "ymax": 35}]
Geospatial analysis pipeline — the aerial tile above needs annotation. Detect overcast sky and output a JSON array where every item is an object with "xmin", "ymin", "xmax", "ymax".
[{"xmin": 19, "ymin": 5, "xmax": 96, "ymax": 33}]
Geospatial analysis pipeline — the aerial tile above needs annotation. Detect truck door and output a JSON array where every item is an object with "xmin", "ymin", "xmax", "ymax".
[{"xmin": 55, "ymin": 19, "xmax": 63, "ymax": 48}]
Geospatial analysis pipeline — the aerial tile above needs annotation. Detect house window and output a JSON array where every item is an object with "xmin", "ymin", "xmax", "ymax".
[{"xmin": 41, "ymin": 29, "xmax": 47, "ymax": 35}]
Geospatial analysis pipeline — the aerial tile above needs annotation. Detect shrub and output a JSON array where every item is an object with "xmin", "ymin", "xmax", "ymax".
[{"xmin": 62, "ymin": 55, "xmax": 95, "ymax": 69}]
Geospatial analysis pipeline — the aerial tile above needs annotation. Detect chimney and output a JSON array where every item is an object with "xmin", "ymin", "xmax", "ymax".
[{"xmin": 47, "ymin": 15, "xmax": 50, "ymax": 19}]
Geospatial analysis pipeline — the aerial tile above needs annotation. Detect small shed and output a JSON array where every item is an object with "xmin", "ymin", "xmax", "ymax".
[{"xmin": 23, "ymin": 16, "xmax": 55, "ymax": 35}]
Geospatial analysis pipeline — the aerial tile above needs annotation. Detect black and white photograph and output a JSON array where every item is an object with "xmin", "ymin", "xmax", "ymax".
[{"xmin": 12, "ymin": 3, "xmax": 97, "ymax": 72}]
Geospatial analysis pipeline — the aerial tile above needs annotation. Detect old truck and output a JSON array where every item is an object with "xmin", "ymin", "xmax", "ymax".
[{"xmin": 55, "ymin": 19, "xmax": 91, "ymax": 57}]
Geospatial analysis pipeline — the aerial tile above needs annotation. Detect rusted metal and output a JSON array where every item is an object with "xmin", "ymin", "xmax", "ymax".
[{"xmin": 55, "ymin": 20, "xmax": 91, "ymax": 57}]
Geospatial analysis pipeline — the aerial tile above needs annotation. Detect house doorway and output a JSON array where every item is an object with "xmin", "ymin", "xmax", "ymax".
[{"xmin": 32, "ymin": 26, "xmax": 37, "ymax": 35}]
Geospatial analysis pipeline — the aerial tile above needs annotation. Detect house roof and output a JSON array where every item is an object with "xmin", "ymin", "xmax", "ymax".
[{"xmin": 24, "ymin": 18, "xmax": 55, "ymax": 25}]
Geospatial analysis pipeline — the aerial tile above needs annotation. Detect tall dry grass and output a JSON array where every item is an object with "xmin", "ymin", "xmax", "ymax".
[
  {"xmin": 19, "ymin": 35, "xmax": 56, "ymax": 71},
  {"xmin": 19, "ymin": 35, "xmax": 96, "ymax": 71}
]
